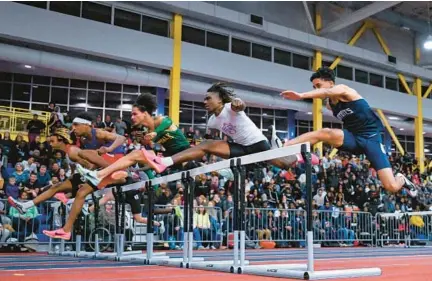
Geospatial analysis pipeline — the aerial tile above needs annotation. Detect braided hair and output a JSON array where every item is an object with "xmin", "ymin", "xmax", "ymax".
[{"xmin": 207, "ymin": 82, "xmax": 235, "ymax": 104}]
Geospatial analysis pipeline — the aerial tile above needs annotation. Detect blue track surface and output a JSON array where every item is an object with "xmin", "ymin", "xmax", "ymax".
[
  {"xmin": 165, "ymin": 247, "xmax": 432, "ymax": 261},
  {"xmin": 0, "ymin": 254, "xmax": 139, "ymax": 271},
  {"xmin": 1, "ymin": 247, "xmax": 430, "ymax": 271}
]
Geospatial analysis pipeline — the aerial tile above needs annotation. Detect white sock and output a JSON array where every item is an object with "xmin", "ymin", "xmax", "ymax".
[
  {"xmin": 160, "ymin": 157, "xmax": 174, "ymax": 167},
  {"xmin": 23, "ymin": 200, "xmax": 35, "ymax": 209}
]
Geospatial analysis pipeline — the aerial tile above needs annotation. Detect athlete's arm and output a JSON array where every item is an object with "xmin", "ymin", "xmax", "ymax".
[
  {"xmin": 68, "ymin": 146, "xmax": 96, "ymax": 169},
  {"xmin": 231, "ymin": 98, "xmax": 246, "ymax": 112},
  {"xmin": 145, "ymin": 117, "xmax": 174, "ymax": 141},
  {"xmin": 281, "ymin": 84, "xmax": 353, "ymax": 100},
  {"xmin": 96, "ymin": 129, "xmax": 126, "ymax": 153}
]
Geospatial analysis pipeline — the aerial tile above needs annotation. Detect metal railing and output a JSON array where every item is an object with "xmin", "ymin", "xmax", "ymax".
[
  {"xmin": 2, "ymin": 195, "xmax": 431, "ymax": 252},
  {"xmin": 375, "ymin": 211, "xmax": 432, "ymax": 247},
  {"xmin": 0, "ymin": 105, "xmax": 51, "ymax": 139}
]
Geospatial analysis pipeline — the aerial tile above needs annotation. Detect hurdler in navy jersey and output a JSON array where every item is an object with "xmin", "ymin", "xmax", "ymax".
[
  {"xmin": 71, "ymin": 113, "xmax": 127, "ymax": 168},
  {"xmin": 81, "ymin": 128, "xmax": 125, "ymax": 154},
  {"xmin": 280, "ymin": 66, "xmax": 417, "ymax": 196}
]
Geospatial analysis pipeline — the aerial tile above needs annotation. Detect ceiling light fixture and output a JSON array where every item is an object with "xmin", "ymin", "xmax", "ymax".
[{"xmin": 24, "ymin": 65, "xmax": 32, "ymax": 69}]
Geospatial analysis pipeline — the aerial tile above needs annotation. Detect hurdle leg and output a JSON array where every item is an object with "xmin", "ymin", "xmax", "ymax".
[{"xmin": 146, "ymin": 181, "xmax": 154, "ymax": 263}]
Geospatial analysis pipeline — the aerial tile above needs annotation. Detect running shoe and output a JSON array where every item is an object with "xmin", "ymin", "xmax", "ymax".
[
  {"xmin": 141, "ymin": 149, "xmax": 168, "ymax": 174},
  {"xmin": 76, "ymin": 164, "xmax": 101, "ymax": 187},
  {"xmin": 268, "ymin": 125, "xmax": 283, "ymax": 149},
  {"xmin": 396, "ymin": 173, "xmax": 418, "ymax": 197},
  {"xmin": 7, "ymin": 196, "xmax": 27, "ymax": 214},
  {"xmin": 43, "ymin": 228, "xmax": 71, "ymax": 240},
  {"xmin": 53, "ymin": 193, "xmax": 69, "ymax": 205}
]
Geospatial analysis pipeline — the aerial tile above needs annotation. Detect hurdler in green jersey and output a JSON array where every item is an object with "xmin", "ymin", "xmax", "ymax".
[{"xmin": 76, "ymin": 93, "xmax": 192, "ymax": 187}]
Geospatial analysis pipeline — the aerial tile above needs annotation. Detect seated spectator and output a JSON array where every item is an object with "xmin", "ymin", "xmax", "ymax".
[
  {"xmin": 37, "ymin": 165, "xmax": 51, "ymax": 187},
  {"xmin": 58, "ymin": 169, "xmax": 67, "ymax": 182},
  {"xmin": 23, "ymin": 173, "xmax": 41, "ymax": 199},
  {"xmin": 50, "ymin": 151, "xmax": 67, "ymax": 170},
  {"xmin": 5, "ymin": 176, "xmax": 19, "ymax": 199},
  {"xmin": 22, "ymin": 157, "xmax": 38, "ymax": 174},
  {"xmin": 12, "ymin": 162, "xmax": 29, "ymax": 186},
  {"xmin": 49, "ymin": 163, "xmax": 61, "ymax": 179}
]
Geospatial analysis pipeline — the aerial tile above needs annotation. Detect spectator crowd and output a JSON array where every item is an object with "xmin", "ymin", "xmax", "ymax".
[{"xmin": 0, "ymin": 107, "xmax": 432, "ymax": 251}]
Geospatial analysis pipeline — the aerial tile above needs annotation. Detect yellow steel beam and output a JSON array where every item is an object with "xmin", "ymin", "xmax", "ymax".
[
  {"xmin": 415, "ymin": 47, "xmax": 421, "ymax": 65},
  {"xmin": 313, "ymin": 10, "xmax": 323, "ymax": 157},
  {"xmin": 372, "ymin": 27, "xmax": 414, "ymax": 96},
  {"xmin": 169, "ymin": 14, "xmax": 182, "ymax": 125},
  {"xmin": 330, "ymin": 22, "xmax": 369, "ymax": 70},
  {"xmin": 376, "ymin": 109, "xmax": 405, "ymax": 155},
  {"xmin": 329, "ymin": 148, "xmax": 338, "ymax": 159},
  {"xmin": 415, "ymin": 77, "xmax": 425, "ymax": 173},
  {"xmin": 372, "ymin": 27, "xmax": 391, "ymax": 56},
  {"xmin": 397, "ymin": 73, "xmax": 414, "ymax": 95},
  {"xmin": 414, "ymin": 117, "xmax": 419, "ymax": 157},
  {"xmin": 423, "ymin": 84, "xmax": 432, "ymax": 99}
]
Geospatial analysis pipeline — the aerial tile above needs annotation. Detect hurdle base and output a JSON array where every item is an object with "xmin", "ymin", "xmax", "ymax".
[
  {"xmin": 117, "ymin": 252, "xmax": 168, "ymax": 263},
  {"xmin": 187, "ymin": 260, "xmax": 250, "ymax": 273},
  {"xmin": 90, "ymin": 250, "xmax": 143, "ymax": 260},
  {"xmin": 240, "ymin": 267, "xmax": 382, "ymax": 280},
  {"xmin": 238, "ymin": 263, "xmax": 308, "ymax": 275},
  {"xmin": 151, "ymin": 257, "xmax": 205, "ymax": 267},
  {"xmin": 304, "ymin": 268, "xmax": 382, "ymax": 280}
]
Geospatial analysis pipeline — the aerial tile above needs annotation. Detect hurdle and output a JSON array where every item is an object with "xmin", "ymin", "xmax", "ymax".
[
  {"xmin": 118, "ymin": 142, "xmax": 382, "ymax": 279},
  {"xmin": 234, "ymin": 144, "xmax": 382, "ymax": 280},
  {"xmin": 117, "ymin": 143, "xmax": 313, "ymax": 272}
]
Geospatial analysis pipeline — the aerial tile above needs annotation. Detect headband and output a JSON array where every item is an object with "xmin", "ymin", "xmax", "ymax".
[{"xmin": 72, "ymin": 117, "xmax": 92, "ymax": 125}]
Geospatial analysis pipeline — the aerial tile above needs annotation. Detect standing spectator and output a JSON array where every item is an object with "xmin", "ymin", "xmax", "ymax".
[
  {"xmin": 194, "ymin": 130, "xmax": 203, "ymax": 146},
  {"xmin": 104, "ymin": 115, "xmax": 115, "ymax": 132},
  {"xmin": 26, "ymin": 114, "xmax": 46, "ymax": 143},
  {"xmin": 9, "ymin": 192, "xmax": 40, "ymax": 241},
  {"xmin": 0, "ymin": 132, "xmax": 14, "ymax": 161},
  {"xmin": 185, "ymin": 127, "xmax": 194, "ymax": 145},
  {"xmin": 114, "ymin": 117, "xmax": 127, "ymax": 135},
  {"xmin": 94, "ymin": 115, "xmax": 104, "ymax": 129}
]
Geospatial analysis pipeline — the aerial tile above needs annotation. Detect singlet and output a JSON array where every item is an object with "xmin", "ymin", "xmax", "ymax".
[
  {"xmin": 329, "ymin": 98, "xmax": 384, "ymax": 137},
  {"xmin": 152, "ymin": 117, "xmax": 190, "ymax": 157},
  {"xmin": 80, "ymin": 128, "xmax": 124, "ymax": 154},
  {"xmin": 207, "ymin": 103, "xmax": 267, "ymax": 146}
]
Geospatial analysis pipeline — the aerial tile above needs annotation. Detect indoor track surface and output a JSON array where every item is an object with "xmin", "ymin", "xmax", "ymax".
[{"xmin": 1, "ymin": 247, "xmax": 431, "ymax": 281}]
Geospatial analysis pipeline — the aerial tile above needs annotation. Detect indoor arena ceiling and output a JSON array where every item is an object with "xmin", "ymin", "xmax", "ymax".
[{"xmin": 329, "ymin": 1, "xmax": 432, "ymax": 27}]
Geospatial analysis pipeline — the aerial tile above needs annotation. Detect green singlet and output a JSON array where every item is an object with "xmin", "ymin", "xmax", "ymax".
[{"xmin": 153, "ymin": 117, "xmax": 191, "ymax": 157}]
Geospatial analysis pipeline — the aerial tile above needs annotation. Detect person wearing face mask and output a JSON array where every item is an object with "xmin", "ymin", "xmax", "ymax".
[{"xmin": 281, "ymin": 67, "xmax": 417, "ymax": 197}]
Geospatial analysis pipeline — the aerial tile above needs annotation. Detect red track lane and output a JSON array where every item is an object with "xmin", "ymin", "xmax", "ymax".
[{"xmin": 3, "ymin": 256, "xmax": 431, "ymax": 281}]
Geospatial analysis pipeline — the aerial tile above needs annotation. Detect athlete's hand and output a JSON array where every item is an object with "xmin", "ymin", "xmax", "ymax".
[
  {"xmin": 231, "ymin": 98, "xmax": 245, "ymax": 112},
  {"xmin": 97, "ymin": 146, "xmax": 109, "ymax": 155},
  {"xmin": 280, "ymin": 90, "xmax": 302, "ymax": 100},
  {"xmin": 145, "ymin": 132, "xmax": 157, "ymax": 141}
]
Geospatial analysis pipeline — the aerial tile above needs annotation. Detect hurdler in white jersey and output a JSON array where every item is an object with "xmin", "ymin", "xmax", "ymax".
[
  {"xmin": 141, "ymin": 82, "xmax": 319, "ymax": 174},
  {"xmin": 207, "ymin": 102, "xmax": 267, "ymax": 146}
]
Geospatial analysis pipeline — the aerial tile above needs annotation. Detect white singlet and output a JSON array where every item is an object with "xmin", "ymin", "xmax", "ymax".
[{"xmin": 207, "ymin": 103, "xmax": 267, "ymax": 146}]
